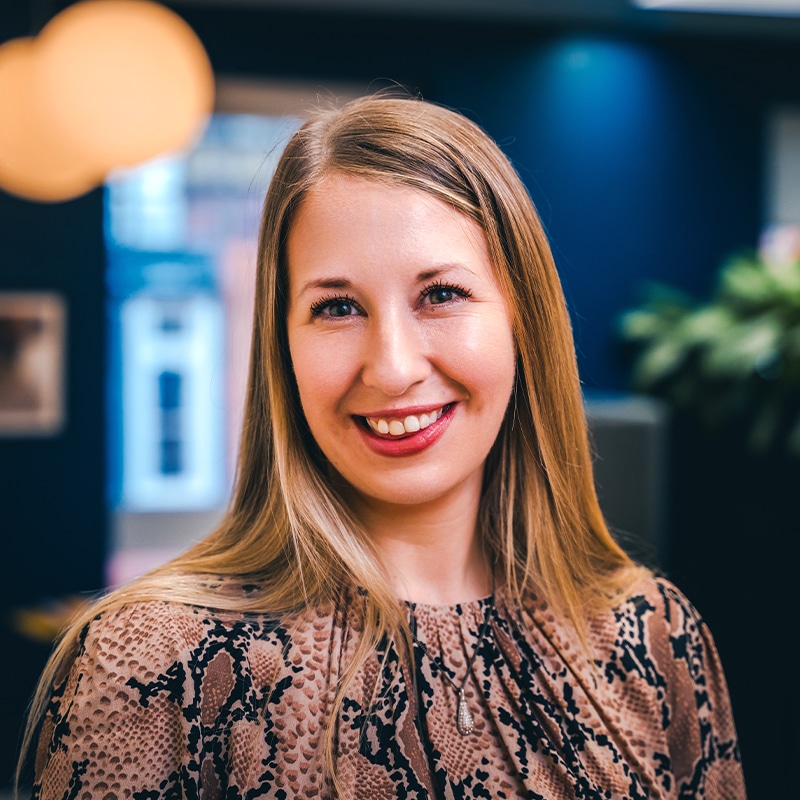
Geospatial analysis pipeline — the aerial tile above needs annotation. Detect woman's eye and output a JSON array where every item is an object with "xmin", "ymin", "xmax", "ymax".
[
  {"xmin": 421, "ymin": 282, "xmax": 472, "ymax": 306},
  {"xmin": 310, "ymin": 296, "xmax": 360, "ymax": 318}
]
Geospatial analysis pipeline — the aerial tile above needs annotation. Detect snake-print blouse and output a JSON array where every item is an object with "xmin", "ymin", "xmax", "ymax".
[{"xmin": 33, "ymin": 577, "xmax": 745, "ymax": 799}]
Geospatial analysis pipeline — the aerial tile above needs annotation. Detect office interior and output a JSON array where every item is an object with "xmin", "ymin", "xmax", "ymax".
[{"xmin": 1, "ymin": 1, "xmax": 798, "ymax": 796}]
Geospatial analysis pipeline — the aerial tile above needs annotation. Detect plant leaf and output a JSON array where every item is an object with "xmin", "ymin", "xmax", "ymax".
[{"xmin": 633, "ymin": 338, "xmax": 689, "ymax": 388}]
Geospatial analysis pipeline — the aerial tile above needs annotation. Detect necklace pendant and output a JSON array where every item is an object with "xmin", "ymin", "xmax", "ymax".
[{"xmin": 456, "ymin": 688, "xmax": 475, "ymax": 736}]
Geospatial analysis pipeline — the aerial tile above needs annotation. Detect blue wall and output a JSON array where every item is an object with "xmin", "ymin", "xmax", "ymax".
[{"xmin": 438, "ymin": 36, "xmax": 760, "ymax": 388}]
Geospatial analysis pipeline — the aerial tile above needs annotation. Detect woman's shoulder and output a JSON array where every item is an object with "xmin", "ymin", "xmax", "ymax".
[
  {"xmin": 610, "ymin": 572, "xmax": 702, "ymax": 619},
  {"xmin": 73, "ymin": 586, "xmax": 288, "ymax": 680},
  {"xmin": 519, "ymin": 573, "xmax": 705, "ymax": 652},
  {"xmin": 604, "ymin": 573, "xmax": 708, "ymax": 647},
  {"xmin": 83, "ymin": 597, "xmax": 227, "ymax": 647},
  {"xmin": 585, "ymin": 574, "xmax": 705, "ymax": 651},
  {"xmin": 584, "ymin": 573, "xmax": 728, "ymax": 702}
]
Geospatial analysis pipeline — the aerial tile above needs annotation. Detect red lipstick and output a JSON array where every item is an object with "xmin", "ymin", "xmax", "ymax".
[{"xmin": 356, "ymin": 403, "xmax": 455, "ymax": 457}]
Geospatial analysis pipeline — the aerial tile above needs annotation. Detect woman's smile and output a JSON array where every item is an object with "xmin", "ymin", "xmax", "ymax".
[
  {"xmin": 362, "ymin": 404, "xmax": 449, "ymax": 438},
  {"xmin": 356, "ymin": 403, "xmax": 456, "ymax": 457},
  {"xmin": 286, "ymin": 174, "xmax": 516, "ymax": 510}
]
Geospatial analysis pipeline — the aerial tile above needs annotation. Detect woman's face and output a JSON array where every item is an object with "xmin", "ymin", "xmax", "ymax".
[{"xmin": 286, "ymin": 174, "xmax": 516, "ymax": 514}]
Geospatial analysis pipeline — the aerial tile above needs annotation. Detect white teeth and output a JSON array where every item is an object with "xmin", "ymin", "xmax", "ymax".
[
  {"xmin": 388, "ymin": 420, "xmax": 406, "ymax": 436},
  {"xmin": 366, "ymin": 406, "xmax": 447, "ymax": 436},
  {"xmin": 404, "ymin": 415, "xmax": 421, "ymax": 432}
]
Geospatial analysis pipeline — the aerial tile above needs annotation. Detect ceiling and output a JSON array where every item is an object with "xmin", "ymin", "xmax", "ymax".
[{"xmin": 166, "ymin": 0, "xmax": 800, "ymax": 40}]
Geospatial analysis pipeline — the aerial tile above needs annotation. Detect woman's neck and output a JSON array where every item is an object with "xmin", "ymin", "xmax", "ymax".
[{"xmin": 343, "ymin": 484, "xmax": 491, "ymax": 606}]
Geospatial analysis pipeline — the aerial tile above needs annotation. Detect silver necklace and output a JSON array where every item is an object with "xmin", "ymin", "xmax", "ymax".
[{"xmin": 408, "ymin": 594, "xmax": 494, "ymax": 736}]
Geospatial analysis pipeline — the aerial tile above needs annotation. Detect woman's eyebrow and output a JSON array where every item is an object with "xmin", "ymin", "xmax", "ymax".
[
  {"xmin": 417, "ymin": 264, "xmax": 478, "ymax": 282},
  {"xmin": 296, "ymin": 277, "xmax": 354, "ymax": 296}
]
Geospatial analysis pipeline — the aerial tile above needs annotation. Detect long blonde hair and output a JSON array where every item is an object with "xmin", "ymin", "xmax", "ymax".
[{"xmin": 20, "ymin": 92, "xmax": 644, "ymax": 791}]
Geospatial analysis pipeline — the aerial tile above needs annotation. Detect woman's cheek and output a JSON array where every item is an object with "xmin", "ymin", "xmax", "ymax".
[{"xmin": 449, "ymin": 316, "xmax": 516, "ymax": 379}]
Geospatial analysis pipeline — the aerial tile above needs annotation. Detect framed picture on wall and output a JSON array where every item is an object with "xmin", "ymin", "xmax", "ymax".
[{"xmin": 0, "ymin": 292, "xmax": 66, "ymax": 436}]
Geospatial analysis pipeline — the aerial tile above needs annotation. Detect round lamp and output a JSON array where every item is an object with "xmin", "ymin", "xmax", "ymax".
[
  {"xmin": 36, "ymin": 0, "xmax": 214, "ymax": 171},
  {"xmin": 0, "ymin": 38, "xmax": 102, "ymax": 202}
]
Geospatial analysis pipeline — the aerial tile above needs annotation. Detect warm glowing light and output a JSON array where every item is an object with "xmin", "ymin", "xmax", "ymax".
[
  {"xmin": 0, "ymin": 1, "xmax": 213, "ymax": 203},
  {"xmin": 36, "ymin": 0, "xmax": 214, "ymax": 170},
  {"xmin": 0, "ymin": 38, "xmax": 101, "ymax": 202}
]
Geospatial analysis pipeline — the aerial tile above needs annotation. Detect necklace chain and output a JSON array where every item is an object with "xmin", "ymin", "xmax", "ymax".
[{"xmin": 408, "ymin": 594, "xmax": 495, "ymax": 736}]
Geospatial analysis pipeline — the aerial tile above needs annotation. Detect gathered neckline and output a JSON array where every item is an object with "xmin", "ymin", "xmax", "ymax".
[{"xmin": 401, "ymin": 593, "xmax": 495, "ymax": 614}]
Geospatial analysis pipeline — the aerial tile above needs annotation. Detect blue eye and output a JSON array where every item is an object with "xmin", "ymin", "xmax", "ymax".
[
  {"xmin": 428, "ymin": 287, "xmax": 456, "ymax": 304},
  {"xmin": 327, "ymin": 300, "xmax": 355, "ymax": 317},
  {"xmin": 421, "ymin": 281, "xmax": 472, "ymax": 306},
  {"xmin": 310, "ymin": 295, "xmax": 360, "ymax": 318}
]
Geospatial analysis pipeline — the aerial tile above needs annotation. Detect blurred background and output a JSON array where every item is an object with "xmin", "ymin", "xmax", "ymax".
[{"xmin": 1, "ymin": 0, "xmax": 798, "ymax": 796}]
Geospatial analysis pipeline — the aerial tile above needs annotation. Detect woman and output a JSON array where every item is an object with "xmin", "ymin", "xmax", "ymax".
[{"xmin": 23, "ymin": 94, "xmax": 745, "ymax": 799}]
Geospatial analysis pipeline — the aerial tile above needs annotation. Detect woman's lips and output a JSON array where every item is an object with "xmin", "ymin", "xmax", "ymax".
[{"xmin": 355, "ymin": 403, "xmax": 455, "ymax": 456}]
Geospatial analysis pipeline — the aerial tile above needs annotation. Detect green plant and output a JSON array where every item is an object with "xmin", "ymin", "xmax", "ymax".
[{"xmin": 620, "ymin": 227, "xmax": 800, "ymax": 455}]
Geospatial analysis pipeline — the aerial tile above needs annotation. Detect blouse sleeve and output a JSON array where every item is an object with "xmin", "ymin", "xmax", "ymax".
[
  {"xmin": 32, "ymin": 602, "xmax": 197, "ymax": 800},
  {"xmin": 648, "ymin": 580, "xmax": 746, "ymax": 799}
]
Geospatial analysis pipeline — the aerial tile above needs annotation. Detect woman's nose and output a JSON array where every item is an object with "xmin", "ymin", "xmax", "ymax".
[{"xmin": 360, "ymin": 313, "xmax": 431, "ymax": 396}]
